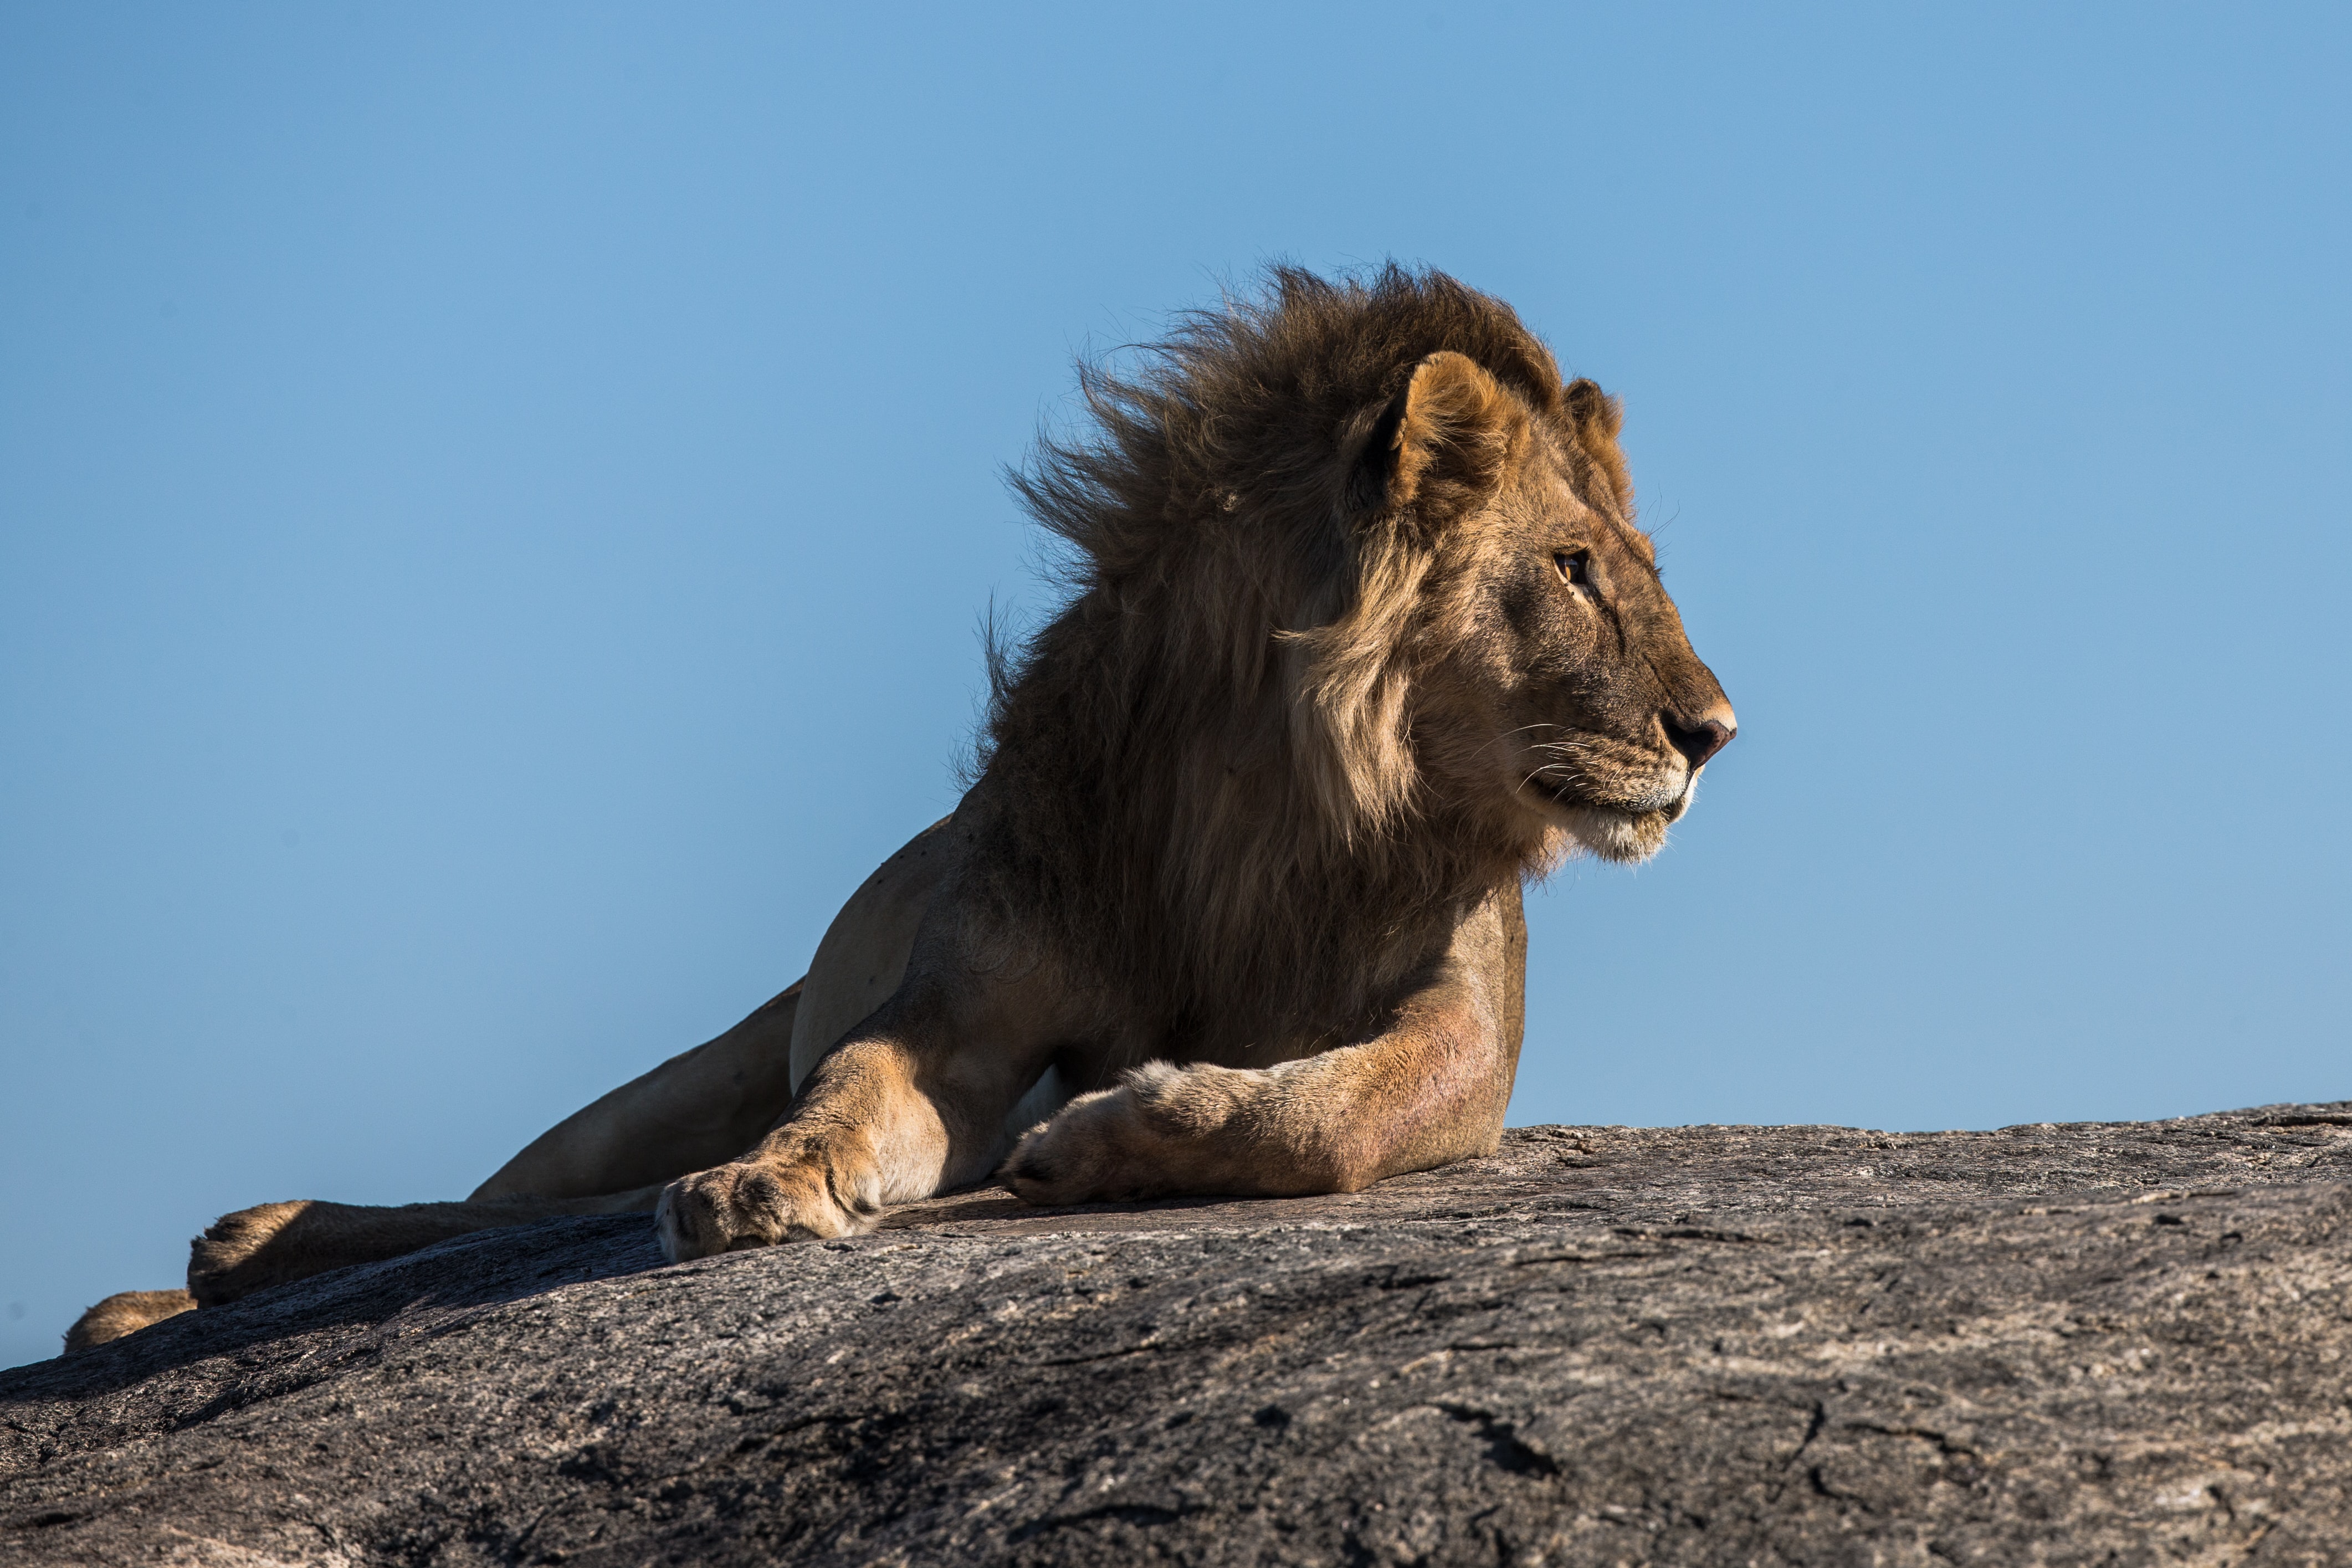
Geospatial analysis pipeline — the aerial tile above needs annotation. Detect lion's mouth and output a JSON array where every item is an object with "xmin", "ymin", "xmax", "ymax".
[
  {"xmin": 1526, "ymin": 767, "xmax": 1689, "ymax": 821},
  {"xmin": 1520, "ymin": 760, "xmax": 1693, "ymax": 864}
]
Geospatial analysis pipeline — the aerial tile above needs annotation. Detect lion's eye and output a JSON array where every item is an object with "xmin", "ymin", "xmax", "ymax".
[{"xmin": 1554, "ymin": 550, "xmax": 1590, "ymax": 587}]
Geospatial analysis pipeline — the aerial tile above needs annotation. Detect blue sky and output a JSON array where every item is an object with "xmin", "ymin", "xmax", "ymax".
[{"xmin": 3, "ymin": 3, "xmax": 2346, "ymax": 1367}]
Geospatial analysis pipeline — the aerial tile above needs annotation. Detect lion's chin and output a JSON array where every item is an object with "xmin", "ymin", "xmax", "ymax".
[{"xmin": 1551, "ymin": 803, "xmax": 1672, "ymax": 865}]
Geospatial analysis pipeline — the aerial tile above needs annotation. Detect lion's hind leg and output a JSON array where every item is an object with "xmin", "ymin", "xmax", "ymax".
[
  {"xmin": 145, "ymin": 973, "xmax": 812, "ymax": 1315},
  {"xmin": 62, "ymin": 1188, "xmax": 662, "ymax": 1353},
  {"xmin": 186, "ymin": 1187, "xmax": 665, "ymax": 1307},
  {"xmin": 64, "ymin": 1288, "xmax": 198, "ymax": 1352}
]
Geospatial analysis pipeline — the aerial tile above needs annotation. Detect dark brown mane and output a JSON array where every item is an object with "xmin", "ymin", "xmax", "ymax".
[{"xmin": 980, "ymin": 265, "xmax": 1570, "ymax": 1048}]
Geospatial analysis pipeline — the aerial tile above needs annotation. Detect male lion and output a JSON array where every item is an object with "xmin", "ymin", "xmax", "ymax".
[{"xmin": 68, "ymin": 266, "xmax": 1733, "ymax": 1352}]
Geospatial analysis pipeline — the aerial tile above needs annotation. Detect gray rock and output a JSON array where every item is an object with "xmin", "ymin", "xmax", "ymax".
[{"xmin": 6, "ymin": 1105, "xmax": 2350, "ymax": 1566}]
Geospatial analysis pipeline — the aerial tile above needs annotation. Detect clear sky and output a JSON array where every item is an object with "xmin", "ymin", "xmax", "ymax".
[{"xmin": 3, "ymin": 4, "xmax": 2346, "ymax": 1369}]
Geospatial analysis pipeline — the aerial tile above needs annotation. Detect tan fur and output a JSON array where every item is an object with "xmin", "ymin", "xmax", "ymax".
[
  {"xmin": 187, "ymin": 1190, "xmax": 668, "ymax": 1306},
  {"xmin": 66, "ymin": 267, "xmax": 1734, "ymax": 1352},
  {"xmin": 64, "ymin": 1289, "xmax": 195, "ymax": 1352}
]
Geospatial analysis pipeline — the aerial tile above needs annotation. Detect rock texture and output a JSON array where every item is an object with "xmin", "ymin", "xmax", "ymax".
[{"xmin": 6, "ymin": 1105, "xmax": 2351, "ymax": 1566}]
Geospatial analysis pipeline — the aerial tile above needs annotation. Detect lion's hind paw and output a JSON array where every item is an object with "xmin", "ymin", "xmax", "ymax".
[
  {"xmin": 64, "ymin": 1288, "xmax": 197, "ymax": 1353},
  {"xmin": 187, "ymin": 1200, "xmax": 317, "ymax": 1306}
]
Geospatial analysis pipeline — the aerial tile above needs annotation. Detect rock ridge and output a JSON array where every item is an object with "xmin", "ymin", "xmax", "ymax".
[{"xmin": 4, "ymin": 1105, "xmax": 2350, "ymax": 1565}]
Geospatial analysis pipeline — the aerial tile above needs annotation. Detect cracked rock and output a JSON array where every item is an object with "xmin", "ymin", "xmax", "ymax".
[{"xmin": 6, "ymin": 1104, "xmax": 2351, "ymax": 1565}]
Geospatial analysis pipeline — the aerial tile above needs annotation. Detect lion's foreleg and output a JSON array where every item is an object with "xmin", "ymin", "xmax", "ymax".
[
  {"xmin": 1005, "ymin": 891, "xmax": 1526, "ymax": 1205},
  {"xmin": 1001, "ymin": 1005, "xmax": 1510, "ymax": 1203},
  {"xmin": 655, "ymin": 978, "xmax": 1067, "ymax": 1261}
]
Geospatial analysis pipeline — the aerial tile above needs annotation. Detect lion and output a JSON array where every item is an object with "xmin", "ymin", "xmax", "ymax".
[{"xmin": 66, "ymin": 265, "xmax": 1733, "ymax": 1352}]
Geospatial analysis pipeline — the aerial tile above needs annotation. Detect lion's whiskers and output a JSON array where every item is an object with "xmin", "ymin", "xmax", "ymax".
[{"xmin": 1472, "ymin": 722, "xmax": 1564, "ymax": 769}]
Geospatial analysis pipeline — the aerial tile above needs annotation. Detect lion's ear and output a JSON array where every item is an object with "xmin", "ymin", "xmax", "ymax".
[
  {"xmin": 1562, "ymin": 376, "xmax": 1633, "ymax": 514},
  {"xmin": 1361, "ymin": 351, "xmax": 1525, "ymax": 519}
]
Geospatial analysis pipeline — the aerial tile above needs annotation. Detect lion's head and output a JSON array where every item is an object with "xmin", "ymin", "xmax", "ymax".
[
  {"xmin": 991, "ymin": 265, "xmax": 1733, "ymax": 1014},
  {"xmin": 1319, "ymin": 342, "xmax": 1736, "ymax": 866}
]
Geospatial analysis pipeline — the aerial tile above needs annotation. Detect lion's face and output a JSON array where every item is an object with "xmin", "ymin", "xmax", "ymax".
[{"xmin": 1381, "ymin": 356, "xmax": 1734, "ymax": 865}]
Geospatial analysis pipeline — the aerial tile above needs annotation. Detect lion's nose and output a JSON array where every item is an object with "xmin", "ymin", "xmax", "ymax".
[{"xmin": 1663, "ymin": 712, "xmax": 1735, "ymax": 771}]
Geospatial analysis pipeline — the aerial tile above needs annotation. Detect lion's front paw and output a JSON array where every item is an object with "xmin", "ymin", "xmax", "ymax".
[
  {"xmin": 1002, "ymin": 1080, "xmax": 1170, "ymax": 1206},
  {"xmin": 655, "ymin": 1158, "xmax": 871, "ymax": 1263}
]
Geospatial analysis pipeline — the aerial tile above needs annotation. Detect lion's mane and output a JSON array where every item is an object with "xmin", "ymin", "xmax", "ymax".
[{"xmin": 981, "ymin": 267, "xmax": 1591, "ymax": 1042}]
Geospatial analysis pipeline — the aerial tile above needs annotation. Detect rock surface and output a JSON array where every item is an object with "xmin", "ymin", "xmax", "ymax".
[{"xmin": 6, "ymin": 1105, "xmax": 2351, "ymax": 1566}]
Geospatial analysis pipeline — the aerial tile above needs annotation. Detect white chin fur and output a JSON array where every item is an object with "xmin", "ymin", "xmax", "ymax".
[{"xmin": 1555, "ymin": 803, "xmax": 1669, "ymax": 864}]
